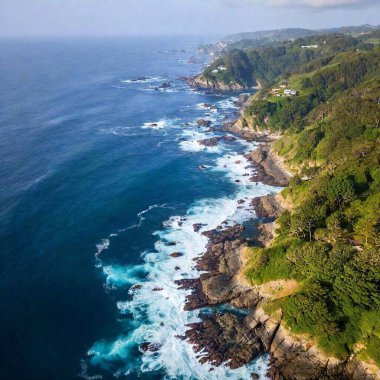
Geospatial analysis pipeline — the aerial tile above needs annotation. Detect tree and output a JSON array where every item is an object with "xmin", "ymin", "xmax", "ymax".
[
  {"xmin": 314, "ymin": 212, "xmax": 345, "ymax": 244},
  {"xmin": 326, "ymin": 176, "xmax": 356, "ymax": 210},
  {"xmin": 354, "ymin": 214, "xmax": 380, "ymax": 247},
  {"xmin": 290, "ymin": 200, "xmax": 327, "ymax": 241}
]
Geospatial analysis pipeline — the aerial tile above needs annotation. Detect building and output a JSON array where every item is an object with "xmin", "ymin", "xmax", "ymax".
[
  {"xmin": 284, "ymin": 89, "xmax": 297, "ymax": 96},
  {"xmin": 212, "ymin": 66, "xmax": 227, "ymax": 74}
]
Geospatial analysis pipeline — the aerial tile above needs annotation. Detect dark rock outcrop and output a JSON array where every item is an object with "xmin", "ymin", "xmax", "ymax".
[
  {"xmin": 196, "ymin": 119, "xmax": 212, "ymax": 128},
  {"xmin": 198, "ymin": 135, "xmax": 236, "ymax": 147},
  {"xmin": 247, "ymin": 145, "xmax": 291, "ymax": 187},
  {"xmin": 251, "ymin": 194, "xmax": 285, "ymax": 219},
  {"xmin": 186, "ymin": 313, "xmax": 263, "ymax": 369}
]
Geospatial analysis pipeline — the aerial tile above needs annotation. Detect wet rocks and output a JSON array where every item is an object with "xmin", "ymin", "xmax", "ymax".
[
  {"xmin": 198, "ymin": 137, "xmax": 219, "ymax": 147},
  {"xmin": 202, "ymin": 103, "xmax": 217, "ymax": 111},
  {"xmin": 140, "ymin": 342, "xmax": 162, "ymax": 352},
  {"xmin": 198, "ymin": 135, "xmax": 237, "ymax": 147},
  {"xmin": 185, "ymin": 313, "xmax": 263, "ymax": 370},
  {"xmin": 130, "ymin": 284, "xmax": 142, "ymax": 292},
  {"xmin": 129, "ymin": 77, "xmax": 149, "ymax": 82},
  {"xmin": 175, "ymin": 278, "xmax": 209, "ymax": 310},
  {"xmin": 201, "ymin": 224, "xmax": 244, "ymax": 245},
  {"xmin": 170, "ymin": 252, "xmax": 183, "ymax": 258},
  {"xmin": 193, "ymin": 223, "xmax": 207, "ymax": 232},
  {"xmin": 196, "ymin": 119, "xmax": 212, "ymax": 128},
  {"xmin": 154, "ymin": 82, "xmax": 172, "ymax": 91},
  {"xmin": 182, "ymin": 225, "xmax": 263, "ymax": 312}
]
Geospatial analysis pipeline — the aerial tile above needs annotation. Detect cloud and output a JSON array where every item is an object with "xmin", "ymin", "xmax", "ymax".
[{"xmin": 269, "ymin": 0, "xmax": 377, "ymax": 8}]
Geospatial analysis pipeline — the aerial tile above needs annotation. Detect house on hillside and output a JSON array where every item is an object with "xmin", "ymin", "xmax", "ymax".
[
  {"xmin": 284, "ymin": 89, "xmax": 297, "ymax": 96},
  {"xmin": 212, "ymin": 66, "xmax": 227, "ymax": 74}
]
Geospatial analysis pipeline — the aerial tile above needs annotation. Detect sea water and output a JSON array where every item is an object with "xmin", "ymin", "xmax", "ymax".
[{"xmin": 0, "ymin": 36, "xmax": 277, "ymax": 380}]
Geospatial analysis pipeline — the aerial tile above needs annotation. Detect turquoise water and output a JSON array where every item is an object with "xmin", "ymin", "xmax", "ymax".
[{"xmin": 0, "ymin": 37, "xmax": 276, "ymax": 380}]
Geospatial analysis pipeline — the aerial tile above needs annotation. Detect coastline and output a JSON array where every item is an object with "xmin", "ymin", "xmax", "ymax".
[{"xmin": 178, "ymin": 87, "xmax": 378, "ymax": 379}]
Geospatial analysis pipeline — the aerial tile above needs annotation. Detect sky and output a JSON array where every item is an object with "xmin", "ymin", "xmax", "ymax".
[{"xmin": 0, "ymin": 0, "xmax": 379, "ymax": 37}]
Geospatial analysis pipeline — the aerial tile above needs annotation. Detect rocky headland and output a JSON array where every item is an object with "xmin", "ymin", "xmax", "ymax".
[{"xmin": 188, "ymin": 74, "xmax": 249, "ymax": 92}]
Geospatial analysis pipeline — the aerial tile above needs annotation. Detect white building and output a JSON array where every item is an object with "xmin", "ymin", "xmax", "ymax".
[
  {"xmin": 212, "ymin": 66, "xmax": 227, "ymax": 74},
  {"xmin": 284, "ymin": 89, "xmax": 297, "ymax": 96}
]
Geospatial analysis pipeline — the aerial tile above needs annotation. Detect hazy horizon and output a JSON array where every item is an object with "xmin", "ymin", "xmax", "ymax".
[{"xmin": 1, "ymin": 0, "xmax": 379, "ymax": 38}]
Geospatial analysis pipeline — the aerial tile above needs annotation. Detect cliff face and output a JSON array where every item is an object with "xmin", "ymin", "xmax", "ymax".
[
  {"xmin": 247, "ymin": 308, "xmax": 349, "ymax": 380},
  {"xmin": 189, "ymin": 74, "xmax": 249, "ymax": 91},
  {"xmin": 248, "ymin": 306, "xmax": 380, "ymax": 380},
  {"xmin": 247, "ymin": 145, "xmax": 292, "ymax": 187}
]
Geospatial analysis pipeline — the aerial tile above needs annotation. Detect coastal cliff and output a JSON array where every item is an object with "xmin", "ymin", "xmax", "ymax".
[
  {"xmin": 188, "ymin": 74, "xmax": 250, "ymax": 91},
  {"xmin": 178, "ymin": 92, "xmax": 379, "ymax": 378},
  {"xmin": 183, "ymin": 30, "xmax": 380, "ymax": 378}
]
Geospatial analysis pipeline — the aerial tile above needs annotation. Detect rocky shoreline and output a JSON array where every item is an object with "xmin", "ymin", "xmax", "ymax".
[
  {"xmin": 176, "ymin": 199, "xmax": 374, "ymax": 379},
  {"xmin": 174, "ymin": 86, "xmax": 377, "ymax": 379},
  {"xmin": 187, "ymin": 74, "xmax": 249, "ymax": 92}
]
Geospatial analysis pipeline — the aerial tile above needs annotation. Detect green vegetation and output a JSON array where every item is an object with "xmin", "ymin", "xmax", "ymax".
[
  {"xmin": 245, "ymin": 244, "xmax": 293, "ymax": 284},
  {"xmin": 202, "ymin": 33, "xmax": 375, "ymax": 88},
  {"xmin": 206, "ymin": 31, "xmax": 380, "ymax": 364}
]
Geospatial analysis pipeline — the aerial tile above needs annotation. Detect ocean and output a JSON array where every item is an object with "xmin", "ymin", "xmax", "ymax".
[{"xmin": 0, "ymin": 36, "xmax": 278, "ymax": 380}]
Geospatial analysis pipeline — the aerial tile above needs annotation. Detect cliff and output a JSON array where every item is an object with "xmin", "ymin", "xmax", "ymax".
[{"xmin": 189, "ymin": 74, "xmax": 249, "ymax": 91}]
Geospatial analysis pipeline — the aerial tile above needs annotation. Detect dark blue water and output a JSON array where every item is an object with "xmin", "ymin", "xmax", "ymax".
[{"xmin": 0, "ymin": 37, "xmax": 274, "ymax": 380}]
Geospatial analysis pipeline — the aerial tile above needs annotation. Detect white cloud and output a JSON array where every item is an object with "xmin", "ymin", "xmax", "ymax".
[{"xmin": 269, "ymin": 0, "xmax": 376, "ymax": 8}]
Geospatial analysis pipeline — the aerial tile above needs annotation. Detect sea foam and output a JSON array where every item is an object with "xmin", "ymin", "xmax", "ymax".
[{"xmin": 86, "ymin": 94, "xmax": 275, "ymax": 379}]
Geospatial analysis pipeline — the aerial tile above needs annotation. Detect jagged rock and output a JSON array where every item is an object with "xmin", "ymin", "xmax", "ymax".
[
  {"xmin": 170, "ymin": 252, "xmax": 183, "ymax": 258},
  {"xmin": 130, "ymin": 284, "xmax": 142, "ymax": 292},
  {"xmin": 201, "ymin": 225, "xmax": 244, "ymax": 245},
  {"xmin": 220, "ymin": 120, "xmax": 274, "ymax": 142},
  {"xmin": 140, "ymin": 342, "xmax": 162, "ymax": 352},
  {"xmin": 196, "ymin": 119, "xmax": 212, "ymax": 127},
  {"xmin": 198, "ymin": 135, "xmax": 237, "ymax": 147},
  {"xmin": 185, "ymin": 313, "xmax": 263, "ymax": 369},
  {"xmin": 193, "ymin": 223, "xmax": 207, "ymax": 232},
  {"xmin": 247, "ymin": 145, "xmax": 290, "ymax": 187},
  {"xmin": 251, "ymin": 194, "xmax": 284, "ymax": 219}
]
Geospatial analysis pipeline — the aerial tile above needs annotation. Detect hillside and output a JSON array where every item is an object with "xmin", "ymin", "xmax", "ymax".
[
  {"xmin": 200, "ymin": 32, "xmax": 380, "ymax": 372},
  {"xmin": 198, "ymin": 24, "xmax": 379, "ymax": 57},
  {"xmin": 198, "ymin": 32, "xmax": 376, "ymax": 89}
]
